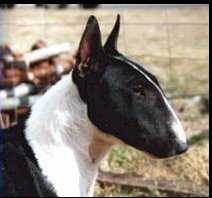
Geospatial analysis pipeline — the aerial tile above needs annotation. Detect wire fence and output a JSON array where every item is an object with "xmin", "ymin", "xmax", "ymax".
[{"xmin": 0, "ymin": 6, "xmax": 209, "ymax": 113}]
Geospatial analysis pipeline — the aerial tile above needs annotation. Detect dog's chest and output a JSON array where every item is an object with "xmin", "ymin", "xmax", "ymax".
[
  {"xmin": 24, "ymin": 74, "xmax": 102, "ymax": 196},
  {"xmin": 35, "ymin": 146, "xmax": 98, "ymax": 197}
]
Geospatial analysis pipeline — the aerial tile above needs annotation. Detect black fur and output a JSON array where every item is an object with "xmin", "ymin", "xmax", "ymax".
[
  {"xmin": 1, "ymin": 113, "xmax": 56, "ymax": 197},
  {"xmin": 73, "ymin": 15, "xmax": 187, "ymax": 158}
]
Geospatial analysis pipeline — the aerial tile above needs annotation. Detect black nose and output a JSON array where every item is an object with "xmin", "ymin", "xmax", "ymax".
[{"xmin": 175, "ymin": 142, "xmax": 188, "ymax": 155}]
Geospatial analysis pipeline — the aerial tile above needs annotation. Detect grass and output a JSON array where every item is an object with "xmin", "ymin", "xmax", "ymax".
[{"xmin": 188, "ymin": 132, "xmax": 209, "ymax": 146}]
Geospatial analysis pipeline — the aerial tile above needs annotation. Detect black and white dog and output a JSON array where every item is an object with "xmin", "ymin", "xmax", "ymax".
[{"xmin": 3, "ymin": 15, "xmax": 188, "ymax": 197}]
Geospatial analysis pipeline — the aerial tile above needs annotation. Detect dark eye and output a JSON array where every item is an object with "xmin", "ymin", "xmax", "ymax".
[{"xmin": 132, "ymin": 84, "xmax": 146, "ymax": 97}]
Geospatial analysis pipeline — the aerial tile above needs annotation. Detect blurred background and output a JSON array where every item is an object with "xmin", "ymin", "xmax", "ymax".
[{"xmin": 0, "ymin": 4, "xmax": 209, "ymax": 197}]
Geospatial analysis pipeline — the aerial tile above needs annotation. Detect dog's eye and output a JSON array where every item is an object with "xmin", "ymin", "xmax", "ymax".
[{"xmin": 132, "ymin": 85, "xmax": 145, "ymax": 97}]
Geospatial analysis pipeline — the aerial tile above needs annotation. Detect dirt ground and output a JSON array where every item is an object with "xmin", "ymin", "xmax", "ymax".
[{"xmin": 0, "ymin": 5, "xmax": 209, "ymax": 197}]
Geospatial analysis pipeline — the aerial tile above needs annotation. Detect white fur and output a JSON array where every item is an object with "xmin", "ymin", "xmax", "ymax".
[{"xmin": 25, "ymin": 73, "xmax": 109, "ymax": 197}]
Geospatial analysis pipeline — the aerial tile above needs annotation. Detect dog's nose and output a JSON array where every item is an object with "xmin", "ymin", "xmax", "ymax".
[{"xmin": 175, "ymin": 142, "xmax": 188, "ymax": 155}]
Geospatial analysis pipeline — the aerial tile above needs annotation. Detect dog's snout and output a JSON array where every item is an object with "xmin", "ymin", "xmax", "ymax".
[
  {"xmin": 175, "ymin": 141, "xmax": 188, "ymax": 155},
  {"xmin": 170, "ymin": 120, "xmax": 188, "ymax": 155}
]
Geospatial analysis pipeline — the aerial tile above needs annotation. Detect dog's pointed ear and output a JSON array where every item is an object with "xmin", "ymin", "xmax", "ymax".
[
  {"xmin": 75, "ymin": 16, "xmax": 106, "ymax": 78},
  {"xmin": 104, "ymin": 14, "xmax": 120, "ymax": 55}
]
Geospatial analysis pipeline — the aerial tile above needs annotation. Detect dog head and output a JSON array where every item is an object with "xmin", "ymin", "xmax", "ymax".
[{"xmin": 72, "ymin": 15, "xmax": 188, "ymax": 158}]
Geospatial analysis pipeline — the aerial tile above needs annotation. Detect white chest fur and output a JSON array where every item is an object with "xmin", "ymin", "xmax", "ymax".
[{"xmin": 25, "ymin": 73, "xmax": 115, "ymax": 197}]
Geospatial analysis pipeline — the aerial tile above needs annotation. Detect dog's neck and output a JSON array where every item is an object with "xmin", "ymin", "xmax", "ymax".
[{"xmin": 25, "ymin": 73, "xmax": 118, "ymax": 197}]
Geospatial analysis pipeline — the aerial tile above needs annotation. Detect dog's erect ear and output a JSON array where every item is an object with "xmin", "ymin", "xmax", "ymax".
[
  {"xmin": 104, "ymin": 14, "xmax": 120, "ymax": 55},
  {"xmin": 75, "ymin": 16, "xmax": 106, "ymax": 78}
]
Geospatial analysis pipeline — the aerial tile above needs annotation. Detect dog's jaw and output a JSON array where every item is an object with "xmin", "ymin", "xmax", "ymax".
[
  {"xmin": 89, "ymin": 124, "xmax": 123, "ymax": 163},
  {"xmin": 25, "ymin": 72, "xmax": 116, "ymax": 197}
]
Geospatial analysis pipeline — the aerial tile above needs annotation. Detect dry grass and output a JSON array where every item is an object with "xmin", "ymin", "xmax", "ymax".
[{"xmin": 0, "ymin": 5, "xmax": 209, "ymax": 197}]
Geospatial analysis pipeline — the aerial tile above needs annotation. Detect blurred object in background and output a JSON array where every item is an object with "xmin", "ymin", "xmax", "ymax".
[
  {"xmin": 0, "ymin": 40, "xmax": 75, "ymax": 116},
  {"xmin": 0, "ymin": 4, "xmax": 15, "ymax": 9},
  {"xmin": 79, "ymin": 4, "xmax": 99, "ymax": 9},
  {"xmin": 0, "ymin": 40, "xmax": 75, "ymax": 128},
  {"xmin": 35, "ymin": 4, "xmax": 99, "ymax": 9},
  {"xmin": 0, "ymin": 4, "xmax": 99, "ymax": 9},
  {"xmin": 0, "ymin": 40, "xmax": 74, "ymax": 89},
  {"xmin": 35, "ymin": 4, "xmax": 67, "ymax": 9}
]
